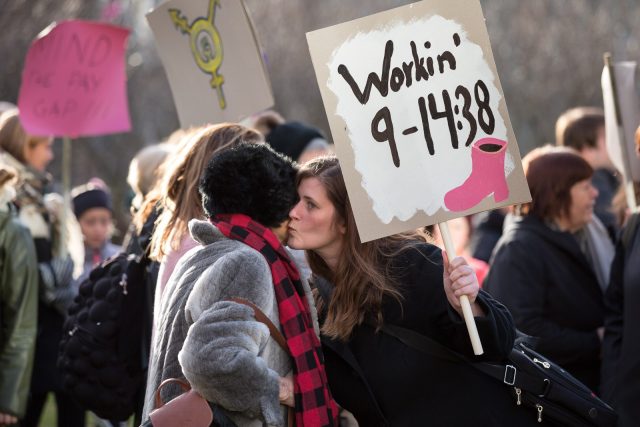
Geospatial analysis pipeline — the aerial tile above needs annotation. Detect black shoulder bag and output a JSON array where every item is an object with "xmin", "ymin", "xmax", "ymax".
[{"xmin": 379, "ymin": 324, "xmax": 617, "ymax": 427}]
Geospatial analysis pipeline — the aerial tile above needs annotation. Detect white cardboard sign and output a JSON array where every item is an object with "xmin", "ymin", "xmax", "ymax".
[
  {"xmin": 307, "ymin": 0, "xmax": 530, "ymax": 242},
  {"xmin": 147, "ymin": 0, "xmax": 273, "ymax": 128}
]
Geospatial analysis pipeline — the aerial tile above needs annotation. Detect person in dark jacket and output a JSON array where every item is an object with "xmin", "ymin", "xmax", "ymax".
[
  {"xmin": 555, "ymin": 107, "xmax": 619, "ymax": 239},
  {"xmin": 469, "ymin": 209, "xmax": 506, "ymax": 264},
  {"xmin": 600, "ymin": 125, "xmax": 640, "ymax": 427},
  {"xmin": 484, "ymin": 147, "xmax": 611, "ymax": 392},
  {"xmin": 287, "ymin": 156, "xmax": 543, "ymax": 426},
  {"xmin": 0, "ymin": 167, "xmax": 38, "ymax": 426}
]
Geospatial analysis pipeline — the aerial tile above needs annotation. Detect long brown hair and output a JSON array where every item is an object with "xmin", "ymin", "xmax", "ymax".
[
  {"xmin": 299, "ymin": 156, "xmax": 425, "ymax": 341},
  {"xmin": 146, "ymin": 123, "xmax": 263, "ymax": 261}
]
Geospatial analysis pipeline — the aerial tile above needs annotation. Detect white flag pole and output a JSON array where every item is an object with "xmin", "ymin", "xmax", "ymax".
[{"xmin": 438, "ymin": 221, "xmax": 484, "ymax": 355}]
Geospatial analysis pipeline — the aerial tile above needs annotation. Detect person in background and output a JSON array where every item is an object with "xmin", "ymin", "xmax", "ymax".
[
  {"xmin": 125, "ymin": 143, "xmax": 173, "ymax": 216},
  {"xmin": 0, "ymin": 109, "xmax": 84, "ymax": 426},
  {"xmin": 75, "ymin": 144, "xmax": 173, "ymax": 427},
  {"xmin": 484, "ymin": 146, "xmax": 613, "ymax": 391},
  {"xmin": 556, "ymin": 107, "xmax": 619, "ymax": 239},
  {"xmin": 72, "ymin": 182, "xmax": 125, "ymax": 427},
  {"xmin": 611, "ymin": 181, "xmax": 640, "ymax": 228},
  {"xmin": 72, "ymin": 182, "xmax": 120, "ymax": 283},
  {"xmin": 287, "ymin": 156, "xmax": 539, "ymax": 426},
  {"xmin": 143, "ymin": 142, "xmax": 338, "ymax": 426},
  {"xmin": 468, "ymin": 209, "xmax": 507, "ymax": 264},
  {"xmin": 601, "ymin": 124, "xmax": 640, "ymax": 427},
  {"xmin": 0, "ymin": 166, "xmax": 38, "ymax": 427},
  {"xmin": 146, "ymin": 124, "xmax": 264, "ymax": 308},
  {"xmin": 251, "ymin": 111, "xmax": 333, "ymax": 165},
  {"xmin": 265, "ymin": 120, "xmax": 332, "ymax": 165},
  {"xmin": 249, "ymin": 109, "xmax": 285, "ymax": 138}
]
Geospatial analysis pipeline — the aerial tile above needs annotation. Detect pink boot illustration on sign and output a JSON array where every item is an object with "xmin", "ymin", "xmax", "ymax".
[{"xmin": 444, "ymin": 137, "xmax": 509, "ymax": 212}]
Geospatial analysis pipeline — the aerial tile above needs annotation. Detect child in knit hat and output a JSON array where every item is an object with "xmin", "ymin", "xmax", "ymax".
[{"xmin": 72, "ymin": 180, "xmax": 120, "ymax": 283}]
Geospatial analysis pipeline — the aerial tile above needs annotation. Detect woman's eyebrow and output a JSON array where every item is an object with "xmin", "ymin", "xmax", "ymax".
[{"xmin": 302, "ymin": 195, "xmax": 317, "ymax": 203}]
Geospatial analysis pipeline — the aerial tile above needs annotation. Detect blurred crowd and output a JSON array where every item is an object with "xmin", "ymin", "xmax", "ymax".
[{"xmin": 1, "ymin": 100, "xmax": 639, "ymax": 427}]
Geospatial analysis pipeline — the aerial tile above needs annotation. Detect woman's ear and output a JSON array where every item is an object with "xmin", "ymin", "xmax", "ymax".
[{"xmin": 338, "ymin": 219, "xmax": 347, "ymax": 235}]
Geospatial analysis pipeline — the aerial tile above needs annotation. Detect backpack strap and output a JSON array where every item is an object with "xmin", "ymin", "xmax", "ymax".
[
  {"xmin": 229, "ymin": 297, "xmax": 289, "ymax": 354},
  {"xmin": 379, "ymin": 324, "xmax": 461, "ymax": 363},
  {"xmin": 377, "ymin": 323, "xmax": 551, "ymax": 396},
  {"xmin": 228, "ymin": 297, "xmax": 294, "ymax": 427}
]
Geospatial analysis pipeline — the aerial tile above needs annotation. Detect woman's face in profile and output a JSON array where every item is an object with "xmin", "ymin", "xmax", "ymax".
[
  {"xmin": 287, "ymin": 177, "xmax": 345, "ymax": 256},
  {"xmin": 563, "ymin": 178, "xmax": 598, "ymax": 231},
  {"xmin": 24, "ymin": 137, "xmax": 54, "ymax": 172}
]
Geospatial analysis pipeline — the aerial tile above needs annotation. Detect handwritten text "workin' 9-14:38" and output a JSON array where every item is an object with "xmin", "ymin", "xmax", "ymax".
[{"xmin": 338, "ymin": 37, "xmax": 496, "ymax": 167}]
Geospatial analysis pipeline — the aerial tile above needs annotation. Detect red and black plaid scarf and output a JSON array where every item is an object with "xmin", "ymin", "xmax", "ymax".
[{"xmin": 211, "ymin": 213, "xmax": 339, "ymax": 427}]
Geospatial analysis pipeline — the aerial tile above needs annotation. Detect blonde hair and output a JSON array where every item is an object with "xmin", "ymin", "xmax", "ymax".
[
  {"xmin": 146, "ymin": 123, "xmax": 263, "ymax": 261},
  {"xmin": 250, "ymin": 110, "xmax": 285, "ymax": 136},
  {"xmin": 0, "ymin": 108, "xmax": 49, "ymax": 163},
  {"xmin": 127, "ymin": 143, "xmax": 173, "ymax": 208}
]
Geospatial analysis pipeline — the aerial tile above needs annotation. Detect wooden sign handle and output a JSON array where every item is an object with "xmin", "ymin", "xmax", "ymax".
[
  {"xmin": 60, "ymin": 136, "xmax": 72, "ymax": 259},
  {"xmin": 438, "ymin": 221, "xmax": 484, "ymax": 355}
]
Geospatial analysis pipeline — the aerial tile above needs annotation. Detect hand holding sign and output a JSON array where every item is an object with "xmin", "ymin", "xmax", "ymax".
[{"xmin": 307, "ymin": 0, "xmax": 531, "ymax": 354}]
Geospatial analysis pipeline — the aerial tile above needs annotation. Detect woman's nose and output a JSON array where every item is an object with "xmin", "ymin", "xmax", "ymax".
[{"xmin": 289, "ymin": 201, "xmax": 301, "ymax": 220}]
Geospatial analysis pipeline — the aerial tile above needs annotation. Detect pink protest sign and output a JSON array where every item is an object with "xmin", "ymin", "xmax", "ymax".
[{"xmin": 18, "ymin": 20, "xmax": 131, "ymax": 137}]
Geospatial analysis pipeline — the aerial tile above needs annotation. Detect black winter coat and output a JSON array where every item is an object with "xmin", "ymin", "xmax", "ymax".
[
  {"xmin": 484, "ymin": 215, "xmax": 603, "ymax": 391},
  {"xmin": 318, "ymin": 243, "xmax": 544, "ymax": 426},
  {"xmin": 601, "ymin": 214, "xmax": 640, "ymax": 427}
]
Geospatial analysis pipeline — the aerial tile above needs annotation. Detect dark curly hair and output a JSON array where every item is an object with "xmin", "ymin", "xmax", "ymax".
[{"xmin": 199, "ymin": 142, "xmax": 298, "ymax": 227}]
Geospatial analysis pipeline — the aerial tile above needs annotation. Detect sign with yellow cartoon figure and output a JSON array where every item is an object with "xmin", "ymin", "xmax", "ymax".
[{"xmin": 147, "ymin": 0, "xmax": 273, "ymax": 128}]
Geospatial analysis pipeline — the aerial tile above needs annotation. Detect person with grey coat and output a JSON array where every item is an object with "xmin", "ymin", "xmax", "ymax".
[{"xmin": 143, "ymin": 142, "xmax": 338, "ymax": 427}]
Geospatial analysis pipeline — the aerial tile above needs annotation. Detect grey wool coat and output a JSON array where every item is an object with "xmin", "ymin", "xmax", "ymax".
[{"xmin": 142, "ymin": 219, "xmax": 319, "ymax": 427}]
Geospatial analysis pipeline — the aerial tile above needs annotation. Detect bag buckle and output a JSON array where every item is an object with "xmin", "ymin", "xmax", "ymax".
[
  {"xmin": 538, "ymin": 378, "xmax": 551, "ymax": 398},
  {"xmin": 503, "ymin": 365, "xmax": 517, "ymax": 385}
]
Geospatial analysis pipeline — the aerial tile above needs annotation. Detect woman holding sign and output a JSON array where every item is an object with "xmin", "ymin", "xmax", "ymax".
[{"xmin": 287, "ymin": 156, "xmax": 541, "ymax": 426}]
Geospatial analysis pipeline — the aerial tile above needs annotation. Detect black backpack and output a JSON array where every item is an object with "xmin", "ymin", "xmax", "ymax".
[{"xmin": 58, "ymin": 251, "xmax": 149, "ymax": 421}]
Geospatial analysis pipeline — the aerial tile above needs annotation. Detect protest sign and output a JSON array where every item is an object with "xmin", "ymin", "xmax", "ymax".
[
  {"xmin": 18, "ymin": 20, "xmax": 130, "ymax": 137},
  {"xmin": 602, "ymin": 56, "xmax": 640, "ymax": 210},
  {"xmin": 307, "ymin": 0, "xmax": 530, "ymax": 243},
  {"xmin": 147, "ymin": 0, "xmax": 273, "ymax": 128}
]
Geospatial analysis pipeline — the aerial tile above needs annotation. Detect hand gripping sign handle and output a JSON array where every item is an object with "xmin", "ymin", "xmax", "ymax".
[{"xmin": 438, "ymin": 221, "xmax": 484, "ymax": 355}]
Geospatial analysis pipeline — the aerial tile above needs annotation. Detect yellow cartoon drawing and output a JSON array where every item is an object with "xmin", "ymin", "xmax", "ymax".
[{"xmin": 169, "ymin": 0, "xmax": 226, "ymax": 109}]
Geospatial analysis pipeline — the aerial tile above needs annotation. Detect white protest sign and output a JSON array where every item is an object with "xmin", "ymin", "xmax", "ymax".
[
  {"xmin": 307, "ymin": 0, "xmax": 530, "ymax": 243},
  {"xmin": 602, "ymin": 58, "xmax": 640, "ymax": 210},
  {"xmin": 147, "ymin": 0, "xmax": 273, "ymax": 128},
  {"xmin": 602, "ymin": 60, "xmax": 640, "ymax": 181}
]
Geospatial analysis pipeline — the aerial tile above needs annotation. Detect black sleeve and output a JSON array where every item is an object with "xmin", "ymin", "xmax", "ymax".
[
  {"xmin": 601, "ymin": 239, "xmax": 625, "ymax": 401},
  {"xmin": 484, "ymin": 239, "xmax": 600, "ymax": 366},
  {"xmin": 391, "ymin": 244, "xmax": 515, "ymax": 362}
]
